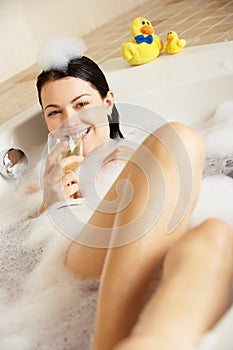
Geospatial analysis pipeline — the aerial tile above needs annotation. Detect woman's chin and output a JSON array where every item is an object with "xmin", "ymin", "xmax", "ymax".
[
  {"xmin": 82, "ymin": 128, "xmax": 110, "ymax": 156},
  {"xmin": 83, "ymin": 145, "xmax": 94, "ymax": 157}
]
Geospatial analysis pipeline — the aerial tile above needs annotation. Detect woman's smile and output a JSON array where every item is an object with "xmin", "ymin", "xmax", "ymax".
[{"xmin": 41, "ymin": 77, "xmax": 114, "ymax": 155}]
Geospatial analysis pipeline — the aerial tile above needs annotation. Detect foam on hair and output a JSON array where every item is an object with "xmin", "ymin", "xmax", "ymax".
[{"xmin": 37, "ymin": 35, "xmax": 87, "ymax": 71}]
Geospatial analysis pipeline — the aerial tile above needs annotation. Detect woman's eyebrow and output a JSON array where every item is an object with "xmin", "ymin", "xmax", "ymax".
[
  {"xmin": 44, "ymin": 104, "xmax": 59, "ymax": 111},
  {"xmin": 44, "ymin": 94, "xmax": 91, "ymax": 111},
  {"xmin": 71, "ymin": 94, "xmax": 91, "ymax": 104}
]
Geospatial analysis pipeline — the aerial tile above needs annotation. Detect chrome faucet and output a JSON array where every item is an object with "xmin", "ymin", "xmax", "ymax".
[{"xmin": 0, "ymin": 148, "xmax": 29, "ymax": 179}]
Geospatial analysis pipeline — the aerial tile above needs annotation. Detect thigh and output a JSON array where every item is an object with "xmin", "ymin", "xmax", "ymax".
[
  {"xmin": 93, "ymin": 122, "xmax": 206, "ymax": 350},
  {"xmin": 65, "ymin": 122, "xmax": 205, "ymax": 278}
]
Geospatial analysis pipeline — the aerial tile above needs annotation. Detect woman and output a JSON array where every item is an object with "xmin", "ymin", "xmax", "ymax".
[{"xmin": 37, "ymin": 40, "xmax": 233, "ymax": 350}]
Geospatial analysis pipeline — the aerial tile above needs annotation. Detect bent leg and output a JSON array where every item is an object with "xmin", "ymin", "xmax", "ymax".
[
  {"xmin": 115, "ymin": 218, "xmax": 233, "ymax": 350},
  {"xmin": 92, "ymin": 122, "xmax": 205, "ymax": 350}
]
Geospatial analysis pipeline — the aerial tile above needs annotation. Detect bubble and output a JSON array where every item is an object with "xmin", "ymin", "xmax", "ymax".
[
  {"xmin": 37, "ymin": 35, "xmax": 87, "ymax": 71},
  {"xmin": 0, "ymin": 165, "xmax": 98, "ymax": 349}
]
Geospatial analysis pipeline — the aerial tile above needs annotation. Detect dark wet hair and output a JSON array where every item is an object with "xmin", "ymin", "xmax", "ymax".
[{"xmin": 36, "ymin": 56, "xmax": 124, "ymax": 139}]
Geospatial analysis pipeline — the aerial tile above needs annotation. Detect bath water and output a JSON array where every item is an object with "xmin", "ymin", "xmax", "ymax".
[
  {"xmin": 0, "ymin": 181, "xmax": 98, "ymax": 350},
  {"xmin": 1, "ymin": 101, "xmax": 233, "ymax": 349},
  {"xmin": 0, "ymin": 142, "xmax": 127, "ymax": 350}
]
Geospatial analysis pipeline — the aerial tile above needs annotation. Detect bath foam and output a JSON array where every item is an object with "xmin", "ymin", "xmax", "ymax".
[
  {"xmin": 189, "ymin": 174, "xmax": 233, "ymax": 348},
  {"xmin": 0, "ymin": 173, "xmax": 98, "ymax": 349},
  {"xmin": 0, "ymin": 152, "xmax": 127, "ymax": 350},
  {"xmin": 200, "ymin": 100, "xmax": 233, "ymax": 156},
  {"xmin": 37, "ymin": 35, "xmax": 87, "ymax": 71},
  {"xmin": 0, "ymin": 205, "xmax": 99, "ymax": 350},
  {"xmin": 189, "ymin": 174, "xmax": 233, "ymax": 229},
  {"xmin": 0, "ymin": 161, "xmax": 42, "ymax": 230},
  {"xmin": 1, "ymin": 100, "xmax": 233, "ymax": 349}
]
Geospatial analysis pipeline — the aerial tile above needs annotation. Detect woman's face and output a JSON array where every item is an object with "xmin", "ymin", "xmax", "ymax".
[{"xmin": 40, "ymin": 77, "xmax": 114, "ymax": 155}]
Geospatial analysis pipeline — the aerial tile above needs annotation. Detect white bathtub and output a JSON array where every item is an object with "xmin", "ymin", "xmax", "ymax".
[
  {"xmin": 0, "ymin": 104, "xmax": 47, "ymax": 192},
  {"xmin": 0, "ymin": 41, "xmax": 233, "ymax": 350},
  {"xmin": 102, "ymin": 41, "xmax": 233, "ymax": 125},
  {"xmin": 101, "ymin": 42, "xmax": 233, "ymax": 350},
  {"xmin": 1, "ymin": 41, "xmax": 232, "ymax": 186}
]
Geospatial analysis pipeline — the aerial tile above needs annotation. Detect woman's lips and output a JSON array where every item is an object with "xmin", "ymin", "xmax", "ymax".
[{"xmin": 81, "ymin": 126, "xmax": 92, "ymax": 141}]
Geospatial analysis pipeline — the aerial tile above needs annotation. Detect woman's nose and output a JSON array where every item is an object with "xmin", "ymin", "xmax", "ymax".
[{"xmin": 62, "ymin": 109, "xmax": 80, "ymax": 127}]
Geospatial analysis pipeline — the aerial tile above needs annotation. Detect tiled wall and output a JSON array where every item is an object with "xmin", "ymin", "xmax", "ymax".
[
  {"xmin": 0, "ymin": 0, "xmax": 144, "ymax": 83},
  {"xmin": 84, "ymin": 0, "xmax": 233, "ymax": 64}
]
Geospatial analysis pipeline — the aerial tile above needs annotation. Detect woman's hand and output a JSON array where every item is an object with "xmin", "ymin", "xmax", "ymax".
[
  {"xmin": 104, "ymin": 146, "xmax": 134, "ymax": 164},
  {"xmin": 42, "ymin": 141, "xmax": 84, "ymax": 209}
]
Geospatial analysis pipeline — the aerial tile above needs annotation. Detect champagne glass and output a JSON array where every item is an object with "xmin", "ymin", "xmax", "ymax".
[{"xmin": 48, "ymin": 126, "xmax": 83, "ymax": 174}]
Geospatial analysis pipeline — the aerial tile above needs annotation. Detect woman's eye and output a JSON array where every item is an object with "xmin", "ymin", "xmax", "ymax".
[
  {"xmin": 75, "ymin": 101, "xmax": 89, "ymax": 109},
  {"xmin": 47, "ymin": 110, "xmax": 59, "ymax": 117}
]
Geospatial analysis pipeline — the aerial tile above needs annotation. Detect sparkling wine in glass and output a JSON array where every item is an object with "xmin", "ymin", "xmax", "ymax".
[{"xmin": 48, "ymin": 127, "xmax": 83, "ymax": 174}]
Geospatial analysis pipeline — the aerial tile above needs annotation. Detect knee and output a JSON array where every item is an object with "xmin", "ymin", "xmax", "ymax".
[
  {"xmin": 153, "ymin": 122, "xmax": 205, "ymax": 163},
  {"xmin": 190, "ymin": 218, "xmax": 233, "ymax": 282},
  {"xmin": 169, "ymin": 122, "xmax": 205, "ymax": 159},
  {"xmin": 198, "ymin": 218, "xmax": 233, "ymax": 254},
  {"xmin": 185, "ymin": 218, "xmax": 233, "ymax": 257},
  {"xmin": 163, "ymin": 218, "xmax": 233, "ymax": 278}
]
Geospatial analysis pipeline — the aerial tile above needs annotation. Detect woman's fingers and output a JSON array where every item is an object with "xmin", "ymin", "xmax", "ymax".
[
  {"xmin": 43, "ymin": 141, "xmax": 83, "ymax": 206},
  {"xmin": 45, "ymin": 160, "xmax": 63, "ymax": 184},
  {"xmin": 62, "ymin": 172, "xmax": 80, "ymax": 198},
  {"xmin": 63, "ymin": 183, "xmax": 80, "ymax": 198},
  {"xmin": 45, "ymin": 141, "xmax": 68, "ymax": 175},
  {"xmin": 62, "ymin": 171, "xmax": 78, "ymax": 187},
  {"xmin": 104, "ymin": 146, "xmax": 134, "ymax": 163},
  {"xmin": 43, "ymin": 141, "xmax": 84, "ymax": 207},
  {"xmin": 61, "ymin": 155, "xmax": 84, "ymax": 169}
]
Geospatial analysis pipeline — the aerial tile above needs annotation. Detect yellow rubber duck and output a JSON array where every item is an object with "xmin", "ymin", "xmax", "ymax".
[
  {"xmin": 121, "ymin": 17, "xmax": 163, "ymax": 66},
  {"xmin": 163, "ymin": 31, "xmax": 186, "ymax": 54}
]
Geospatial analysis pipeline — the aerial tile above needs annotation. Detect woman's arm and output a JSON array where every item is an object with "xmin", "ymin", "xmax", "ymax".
[
  {"xmin": 103, "ymin": 145, "xmax": 134, "ymax": 164},
  {"xmin": 64, "ymin": 145, "xmax": 133, "ymax": 278}
]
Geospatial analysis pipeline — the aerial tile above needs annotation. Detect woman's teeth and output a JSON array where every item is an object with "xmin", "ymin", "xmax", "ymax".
[{"xmin": 80, "ymin": 127, "xmax": 91, "ymax": 137}]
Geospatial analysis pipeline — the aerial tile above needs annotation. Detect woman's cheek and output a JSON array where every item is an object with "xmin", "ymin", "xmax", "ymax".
[
  {"xmin": 82, "ymin": 129, "xmax": 95, "ymax": 155},
  {"xmin": 82, "ymin": 125, "xmax": 109, "ymax": 156}
]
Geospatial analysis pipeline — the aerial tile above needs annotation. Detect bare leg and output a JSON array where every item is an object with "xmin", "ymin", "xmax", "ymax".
[
  {"xmin": 92, "ymin": 122, "xmax": 205, "ymax": 349},
  {"xmin": 65, "ymin": 121, "xmax": 203, "ymax": 278},
  {"xmin": 115, "ymin": 218, "xmax": 233, "ymax": 350}
]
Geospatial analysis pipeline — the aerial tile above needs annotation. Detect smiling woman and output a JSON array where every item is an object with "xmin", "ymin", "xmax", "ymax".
[
  {"xmin": 35, "ymin": 36, "xmax": 233, "ymax": 350},
  {"xmin": 40, "ymin": 77, "xmax": 114, "ymax": 155},
  {"xmin": 37, "ymin": 55, "xmax": 124, "ymax": 140},
  {"xmin": 37, "ymin": 52, "xmax": 125, "ymax": 209}
]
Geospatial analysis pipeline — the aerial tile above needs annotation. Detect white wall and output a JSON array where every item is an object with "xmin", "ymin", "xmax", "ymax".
[{"xmin": 0, "ymin": 0, "xmax": 143, "ymax": 83}]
